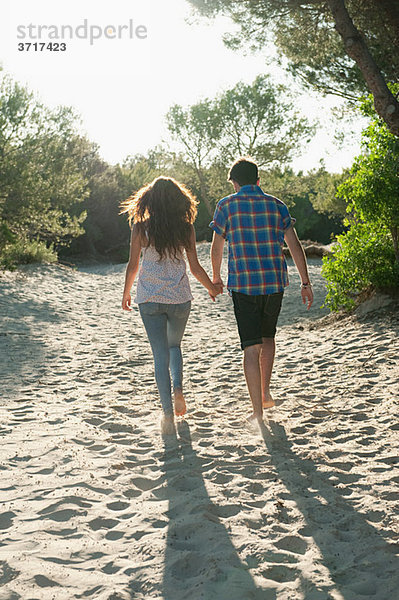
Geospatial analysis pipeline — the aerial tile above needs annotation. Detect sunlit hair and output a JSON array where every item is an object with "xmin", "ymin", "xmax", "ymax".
[{"xmin": 120, "ymin": 176, "xmax": 198, "ymax": 259}]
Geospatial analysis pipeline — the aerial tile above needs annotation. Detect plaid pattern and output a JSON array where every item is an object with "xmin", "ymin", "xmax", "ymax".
[{"xmin": 209, "ymin": 185, "xmax": 295, "ymax": 295}]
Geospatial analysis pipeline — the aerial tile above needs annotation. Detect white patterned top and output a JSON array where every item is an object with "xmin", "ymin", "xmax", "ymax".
[{"xmin": 134, "ymin": 244, "xmax": 193, "ymax": 304}]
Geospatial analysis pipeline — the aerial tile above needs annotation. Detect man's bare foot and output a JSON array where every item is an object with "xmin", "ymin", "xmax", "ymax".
[
  {"xmin": 246, "ymin": 412, "xmax": 264, "ymax": 426},
  {"xmin": 262, "ymin": 392, "xmax": 275, "ymax": 409},
  {"xmin": 161, "ymin": 414, "xmax": 175, "ymax": 435},
  {"xmin": 174, "ymin": 389, "xmax": 186, "ymax": 417}
]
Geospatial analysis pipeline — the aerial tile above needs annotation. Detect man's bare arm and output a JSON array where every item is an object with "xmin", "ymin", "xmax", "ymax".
[
  {"xmin": 284, "ymin": 227, "xmax": 313, "ymax": 309},
  {"xmin": 210, "ymin": 232, "xmax": 225, "ymax": 285},
  {"xmin": 186, "ymin": 226, "xmax": 221, "ymax": 300}
]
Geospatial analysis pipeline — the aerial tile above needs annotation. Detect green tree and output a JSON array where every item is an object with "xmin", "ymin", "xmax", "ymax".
[
  {"xmin": 339, "ymin": 114, "xmax": 399, "ymax": 261},
  {"xmin": 166, "ymin": 75, "xmax": 312, "ymax": 215},
  {"xmin": 261, "ymin": 167, "xmax": 345, "ymax": 242},
  {"xmin": 302, "ymin": 167, "xmax": 348, "ymax": 218},
  {"xmin": 216, "ymin": 75, "xmax": 312, "ymax": 166},
  {"xmin": 0, "ymin": 75, "xmax": 90, "ymax": 266},
  {"xmin": 322, "ymin": 96, "xmax": 399, "ymax": 309},
  {"xmin": 166, "ymin": 100, "xmax": 223, "ymax": 216},
  {"xmin": 188, "ymin": 0, "xmax": 399, "ymax": 135}
]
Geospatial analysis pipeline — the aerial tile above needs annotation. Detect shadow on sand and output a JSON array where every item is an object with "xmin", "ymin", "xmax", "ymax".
[
  {"xmin": 160, "ymin": 421, "xmax": 273, "ymax": 600},
  {"xmin": 258, "ymin": 420, "xmax": 399, "ymax": 599},
  {"xmin": 0, "ymin": 285, "xmax": 63, "ymax": 401}
]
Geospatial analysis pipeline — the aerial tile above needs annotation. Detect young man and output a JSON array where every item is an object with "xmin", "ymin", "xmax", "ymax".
[{"xmin": 209, "ymin": 158, "xmax": 313, "ymax": 422}]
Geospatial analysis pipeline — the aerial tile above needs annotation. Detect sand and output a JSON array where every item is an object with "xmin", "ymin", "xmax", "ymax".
[{"xmin": 1, "ymin": 244, "xmax": 398, "ymax": 600}]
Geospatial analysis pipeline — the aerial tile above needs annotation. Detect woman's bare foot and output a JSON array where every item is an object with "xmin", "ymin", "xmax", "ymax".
[
  {"xmin": 174, "ymin": 389, "xmax": 186, "ymax": 417},
  {"xmin": 262, "ymin": 392, "xmax": 275, "ymax": 409},
  {"xmin": 161, "ymin": 414, "xmax": 175, "ymax": 435}
]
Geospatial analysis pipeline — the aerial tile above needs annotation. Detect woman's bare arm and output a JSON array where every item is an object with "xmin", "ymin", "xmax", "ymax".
[
  {"xmin": 185, "ymin": 226, "xmax": 222, "ymax": 300},
  {"xmin": 122, "ymin": 225, "xmax": 142, "ymax": 311}
]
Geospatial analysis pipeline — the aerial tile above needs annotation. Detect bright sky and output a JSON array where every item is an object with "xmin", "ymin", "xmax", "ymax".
[{"xmin": 0, "ymin": 0, "xmax": 365, "ymax": 173}]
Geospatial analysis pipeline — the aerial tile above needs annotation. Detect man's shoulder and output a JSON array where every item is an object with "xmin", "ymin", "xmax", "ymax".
[
  {"xmin": 216, "ymin": 189, "xmax": 289, "ymax": 211},
  {"xmin": 216, "ymin": 192, "xmax": 238, "ymax": 210},
  {"xmin": 218, "ymin": 188, "xmax": 266, "ymax": 206},
  {"xmin": 257, "ymin": 188, "xmax": 283, "ymax": 204},
  {"xmin": 260, "ymin": 191, "xmax": 290, "ymax": 212}
]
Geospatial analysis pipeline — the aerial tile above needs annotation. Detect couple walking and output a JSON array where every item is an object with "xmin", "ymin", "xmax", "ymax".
[{"xmin": 121, "ymin": 158, "xmax": 313, "ymax": 434}]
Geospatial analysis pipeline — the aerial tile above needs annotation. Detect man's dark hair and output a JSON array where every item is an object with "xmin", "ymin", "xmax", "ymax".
[{"xmin": 228, "ymin": 158, "xmax": 259, "ymax": 186}]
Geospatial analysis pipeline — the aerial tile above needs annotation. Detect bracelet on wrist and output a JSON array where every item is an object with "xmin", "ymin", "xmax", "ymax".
[{"xmin": 301, "ymin": 282, "xmax": 312, "ymax": 288}]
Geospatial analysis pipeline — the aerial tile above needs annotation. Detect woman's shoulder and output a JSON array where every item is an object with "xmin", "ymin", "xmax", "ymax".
[{"xmin": 132, "ymin": 223, "xmax": 149, "ymax": 248}]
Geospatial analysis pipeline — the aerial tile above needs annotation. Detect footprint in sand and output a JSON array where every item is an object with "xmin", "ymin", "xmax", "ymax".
[
  {"xmin": 106, "ymin": 501, "xmax": 130, "ymax": 511},
  {"xmin": 34, "ymin": 574, "xmax": 60, "ymax": 588},
  {"xmin": 262, "ymin": 564, "xmax": 298, "ymax": 583},
  {"xmin": 39, "ymin": 508, "xmax": 87, "ymax": 522},
  {"xmin": 29, "ymin": 467, "xmax": 55, "ymax": 475},
  {"xmin": 261, "ymin": 551, "xmax": 298, "ymax": 565},
  {"xmin": 364, "ymin": 509, "xmax": 385, "ymax": 523},
  {"xmin": 380, "ymin": 491, "xmax": 399, "ymax": 501},
  {"xmin": 122, "ymin": 488, "xmax": 141, "ymax": 499},
  {"xmin": 290, "ymin": 426, "xmax": 308, "ymax": 435},
  {"xmin": 329, "ymin": 460, "xmax": 353, "ymax": 472},
  {"xmin": 216, "ymin": 504, "xmax": 242, "ymax": 518},
  {"xmin": 167, "ymin": 523, "xmax": 200, "ymax": 551},
  {"xmin": 0, "ymin": 561, "xmax": 19, "ymax": 585},
  {"xmin": 101, "ymin": 561, "xmax": 121, "ymax": 574},
  {"xmin": 131, "ymin": 476, "xmax": 164, "ymax": 492},
  {"xmin": 351, "ymin": 412, "xmax": 368, "ymax": 421},
  {"xmin": 44, "ymin": 527, "xmax": 78, "ymax": 537},
  {"xmin": 105, "ymin": 530, "xmax": 125, "ymax": 541},
  {"xmin": 84, "ymin": 416, "xmax": 104, "ymax": 426},
  {"xmin": 210, "ymin": 472, "xmax": 232, "ymax": 485},
  {"xmin": 0, "ymin": 512, "xmax": 16, "ymax": 530},
  {"xmin": 170, "ymin": 552, "xmax": 207, "ymax": 580},
  {"xmin": 88, "ymin": 517, "xmax": 120, "ymax": 531},
  {"xmin": 197, "ymin": 439, "xmax": 213, "ymax": 447},
  {"xmin": 275, "ymin": 535, "xmax": 308, "ymax": 555}
]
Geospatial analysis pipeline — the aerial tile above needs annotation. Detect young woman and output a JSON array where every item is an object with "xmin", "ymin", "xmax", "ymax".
[{"xmin": 120, "ymin": 176, "xmax": 221, "ymax": 434}]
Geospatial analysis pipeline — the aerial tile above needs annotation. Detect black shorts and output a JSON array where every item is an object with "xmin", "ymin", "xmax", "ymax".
[{"xmin": 232, "ymin": 291, "xmax": 284, "ymax": 350}]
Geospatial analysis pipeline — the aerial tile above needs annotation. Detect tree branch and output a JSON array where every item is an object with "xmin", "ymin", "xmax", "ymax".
[{"xmin": 327, "ymin": 0, "xmax": 399, "ymax": 136}]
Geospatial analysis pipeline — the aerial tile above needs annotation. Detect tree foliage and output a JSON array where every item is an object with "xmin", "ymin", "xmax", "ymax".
[
  {"xmin": 0, "ymin": 71, "xmax": 345, "ymax": 269},
  {"xmin": 188, "ymin": 0, "xmax": 399, "ymax": 133},
  {"xmin": 339, "ymin": 105, "xmax": 399, "ymax": 260},
  {"xmin": 263, "ymin": 166, "xmax": 346, "ymax": 242},
  {"xmin": 168, "ymin": 75, "xmax": 311, "ymax": 167},
  {"xmin": 166, "ymin": 100, "xmax": 223, "ymax": 216},
  {"xmin": 322, "ymin": 95, "xmax": 399, "ymax": 309},
  {"xmin": 322, "ymin": 221, "xmax": 398, "ymax": 311},
  {"xmin": 166, "ymin": 75, "xmax": 312, "ymax": 215},
  {"xmin": 0, "ymin": 75, "xmax": 91, "ymax": 267}
]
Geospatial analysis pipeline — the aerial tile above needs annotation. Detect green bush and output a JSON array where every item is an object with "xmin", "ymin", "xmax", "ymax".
[
  {"xmin": 0, "ymin": 238, "xmax": 57, "ymax": 271},
  {"xmin": 322, "ymin": 221, "xmax": 399, "ymax": 311},
  {"xmin": 322, "ymin": 90, "xmax": 399, "ymax": 311}
]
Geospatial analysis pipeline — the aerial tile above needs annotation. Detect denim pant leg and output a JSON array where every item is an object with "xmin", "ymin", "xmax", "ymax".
[
  {"xmin": 139, "ymin": 303, "xmax": 173, "ymax": 416},
  {"xmin": 166, "ymin": 301, "xmax": 191, "ymax": 391}
]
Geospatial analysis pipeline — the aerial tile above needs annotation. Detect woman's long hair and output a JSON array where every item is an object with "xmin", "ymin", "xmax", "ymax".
[{"xmin": 120, "ymin": 176, "xmax": 198, "ymax": 259}]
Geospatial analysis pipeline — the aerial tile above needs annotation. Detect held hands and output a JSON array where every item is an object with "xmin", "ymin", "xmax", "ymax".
[
  {"xmin": 122, "ymin": 292, "xmax": 132, "ymax": 311},
  {"xmin": 209, "ymin": 278, "xmax": 224, "ymax": 301}
]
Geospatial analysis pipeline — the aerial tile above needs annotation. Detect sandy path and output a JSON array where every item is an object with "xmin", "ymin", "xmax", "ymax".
[{"xmin": 1, "ymin": 246, "xmax": 398, "ymax": 600}]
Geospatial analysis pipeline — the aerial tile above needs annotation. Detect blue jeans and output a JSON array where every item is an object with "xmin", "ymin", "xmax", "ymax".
[{"xmin": 138, "ymin": 301, "xmax": 191, "ymax": 415}]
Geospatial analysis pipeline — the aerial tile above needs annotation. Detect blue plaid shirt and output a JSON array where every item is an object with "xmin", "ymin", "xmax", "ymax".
[{"xmin": 209, "ymin": 185, "xmax": 294, "ymax": 295}]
